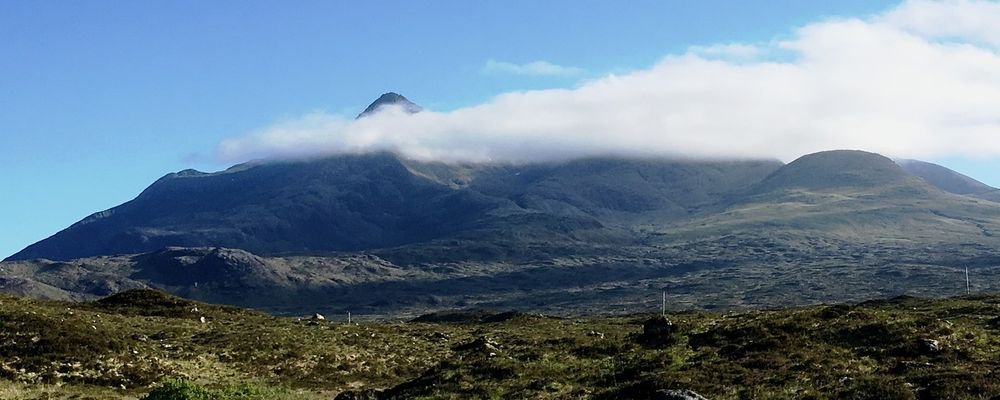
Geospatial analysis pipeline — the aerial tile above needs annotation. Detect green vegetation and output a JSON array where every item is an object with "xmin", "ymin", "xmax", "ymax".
[
  {"xmin": 142, "ymin": 379, "xmax": 292, "ymax": 400},
  {"xmin": 1, "ymin": 289, "xmax": 999, "ymax": 399}
]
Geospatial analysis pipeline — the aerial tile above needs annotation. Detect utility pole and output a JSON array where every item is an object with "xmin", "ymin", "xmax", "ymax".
[
  {"xmin": 348, "ymin": 311, "xmax": 352, "ymax": 324},
  {"xmin": 966, "ymin": 267, "xmax": 971, "ymax": 295},
  {"xmin": 661, "ymin": 291, "xmax": 666, "ymax": 317}
]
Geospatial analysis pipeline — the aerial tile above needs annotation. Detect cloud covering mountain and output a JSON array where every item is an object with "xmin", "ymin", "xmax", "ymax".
[{"xmin": 218, "ymin": 0, "xmax": 1000, "ymax": 164}]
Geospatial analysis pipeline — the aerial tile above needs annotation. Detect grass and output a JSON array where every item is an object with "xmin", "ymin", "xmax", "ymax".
[
  {"xmin": 141, "ymin": 379, "xmax": 295, "ymax": 400},
  {"xmin": 1, "ymin": 290, "xmax": 1000, "ymax": 398}
]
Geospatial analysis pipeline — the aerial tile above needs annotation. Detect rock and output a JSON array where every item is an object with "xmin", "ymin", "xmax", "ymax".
[
  {"xmin": 920, "ymin": 338, "xmax": 941, "ymax": 353},
  {"xmin": 643, "ymin": 316, "xmax": 677, "ymax": 337},
  {"xmin": 429, "ymin": 331, "xmax": 450, "ymax": 342},
  {"xmin": 655, "ymin": 389, "xmax": 709, "ymax": 400},
  {"xmin": 311, "ymin": 313, "xmax": 325, "ymax": 321},
  {"xmin": 334, "ymin": 388, "xmax": 384, "ymax": 400},
  {"xmin": 454, "ymin": 336, "xmax": 501, "ymax": 354},
  {"xmin": 199, "ymin": 316, "xmax": 207, "ymax": 324},
  {"xmin": 587, "ymin": 330, "xmax": 605, "ymax": 339}
]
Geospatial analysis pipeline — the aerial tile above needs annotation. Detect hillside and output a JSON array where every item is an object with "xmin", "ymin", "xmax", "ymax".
[
  {"xmin": 6, "ymin": 147, "xmax": 1000, "ymax": 316},
  {"xmin": 1, "ymin": 290, "xmax": 998, "ymax": 399},
  {"xmin": 751, "ymin": 150, "xmax": 932, "ymax": 195},
  {"xmin": 898, "ymin": 159, "xmax": 1000, "ymax": 202},
  {"xmin": 5, "ymin": 154, "xmax": 784, "ymax": 263},
  {"xmin": 657, "ymin": 150, "xmax": 1000, "ymax": 240},
  {"xmin": 7, "ymin": 152, "xmax": 512, "ymax": 261}
]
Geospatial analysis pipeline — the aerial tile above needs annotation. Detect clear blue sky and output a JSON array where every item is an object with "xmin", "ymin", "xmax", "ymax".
[{"xmin": 4, "ymin": 0, "xmax": 997, "ymax": 259}]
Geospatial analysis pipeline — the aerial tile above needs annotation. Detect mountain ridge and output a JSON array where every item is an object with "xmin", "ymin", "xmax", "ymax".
[
  {"xmin": 8, "ymin": 148, "xmax": 1000, "ymax": 263},
  {"xmin": 6, "ymin": 143, "xmax": 1000, "ymax": 316},
  {"xmin": 6, "ymin": 94, "xmax": 1000, "ymax": 317}
]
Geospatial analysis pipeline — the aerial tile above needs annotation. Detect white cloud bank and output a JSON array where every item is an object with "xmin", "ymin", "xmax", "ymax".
[{"xmin": 219, "ymin": 0, "xmax": 1000, "ymax": 164}]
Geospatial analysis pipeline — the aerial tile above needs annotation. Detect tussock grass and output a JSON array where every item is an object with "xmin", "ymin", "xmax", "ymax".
[{"xmin": 2, "ymin": 290, "xmax": 1000, "ymax": 398}]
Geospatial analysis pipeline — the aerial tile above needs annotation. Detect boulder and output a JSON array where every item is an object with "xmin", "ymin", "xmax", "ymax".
[
  {"xmin": 920, "ymin": 338, "xmax": 941, "ymax": 353},
  {"xmin": 454, "ymin": 336, "xmax": 501, "ymax": 354}
]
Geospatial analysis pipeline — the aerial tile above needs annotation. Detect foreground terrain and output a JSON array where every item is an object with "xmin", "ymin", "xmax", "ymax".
[{"xmin": 1, "ymin": 290, "xmax": 999, "ymax": 399}]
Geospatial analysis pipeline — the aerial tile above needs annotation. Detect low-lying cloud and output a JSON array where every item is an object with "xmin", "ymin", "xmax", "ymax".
[{"xmin": 218, "ymin": 0, "xmax": 1000, "ymax": 164}]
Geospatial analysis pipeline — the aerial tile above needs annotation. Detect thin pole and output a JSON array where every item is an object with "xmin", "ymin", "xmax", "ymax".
[
  {"xmin": 661, "ymin": 291, "xmax": 665, "ymax": 317},
  {"xmin": 966, "ymin": 267, "xmax": 971, "ymax": 295},
  {"xmin": 348, "ymin": 311, "xmax": 352, "ymax": 324}
]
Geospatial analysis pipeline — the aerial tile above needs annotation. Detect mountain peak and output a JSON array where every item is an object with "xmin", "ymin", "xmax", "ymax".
[
  {"xmin": 357, "ymin": 92, "xmax": 422, "ymax": 119},
  {"xmin": 752, "ymin": 150, "xmax": 931, "ymax": 194}
]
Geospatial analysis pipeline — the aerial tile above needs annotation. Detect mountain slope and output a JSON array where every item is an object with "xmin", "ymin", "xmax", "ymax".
[
  {"xmin": 404, "ymin": 157, "xmax": 784, "ymax": 221},
  {"xmin": 8, "ymin": 152, "xmax": 507, "ymax": 261},
  {"xmin": 10, "ymin": 92, "xmax": 794, "ymax": 262},
  {"xmin": 7, "ymin": 148, "xmax": 1000, "ymax": 315},
  {"xmin": 897, "ymin": 159, "xmax": 1000, "ymax": 202},
  {"xmin": 661, "ymin": 150, "xmax": 1000, "ymax": 241},
  {"xmin": 751, "ymin": 150, "xmax": 933, "ymax": 196}
]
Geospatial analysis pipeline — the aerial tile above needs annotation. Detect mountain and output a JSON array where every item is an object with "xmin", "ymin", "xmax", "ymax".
[
  {"xmin": 6, "ymin": 144, "xmax": 1000, "ymax": 316},
  {"xmin": 7, "ymin": 94, "xmax": 1000, "ymax": 316},
  {"xmin": 7, "ymin": 152, "xmax": 509, "ymax": 261},
  {"xmin": 897, "ymin": 158, "xmax": 1000, "ymax": 202},
  {"xmin": 663, "ymin": 150, "xmax": 1000, "ymax": 241},
  {"xmin": 357, "ymin": 92, "xmax": 422, "ymax": 118},
  {"xmin": 7, "ymin": 95, "xmax": 787, "ymax": 263},
  {"xmin": 751, "ymin": 150, "xmax": 933, "ymax": 196}
]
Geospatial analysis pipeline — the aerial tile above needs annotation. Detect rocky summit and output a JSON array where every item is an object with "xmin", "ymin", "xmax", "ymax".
[{"xmin": 356, "ymin": 92, "xmax": 423, "ymax": 118}]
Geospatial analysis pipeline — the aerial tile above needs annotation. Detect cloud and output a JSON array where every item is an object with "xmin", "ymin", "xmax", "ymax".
[
  {"xmin": 687, "ymin": 43, "xmax": 766, "ymax": 61},
  {"xmin": 882, "ymin": 0, "xmax": 1000, "ymax": 46},
  {"xmin": 218, "ymin": 0, "xmax": 1000, "ymax": 164},
  {"xmin": 482, "ymin": 59, "xmax": 585, "ymax": 76}
]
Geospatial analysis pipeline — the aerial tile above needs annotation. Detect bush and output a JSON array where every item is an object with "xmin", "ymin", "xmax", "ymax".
[{"xmin": 143, "ymin": 379, "xmax": 213, "ymax": 400}]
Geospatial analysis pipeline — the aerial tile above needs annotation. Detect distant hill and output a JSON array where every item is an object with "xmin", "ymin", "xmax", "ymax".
[
  {"xmin": 897, "ymin": 158, "xmax": 1000, "ymax": 202},
  {"xmin": 751, "ymin": 150, "xmax": 933, "ymax": 196},
  {"xmin": 664, "ymin": 150, "xmax": 1000, "ymax": 242}
]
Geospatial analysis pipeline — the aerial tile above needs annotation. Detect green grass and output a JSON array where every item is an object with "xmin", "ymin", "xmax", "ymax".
[
  {"xmin": 141, "ymin": 379, "xmax": 294, "ymax": 400},
  {"xmin": 2, "ymin": 290, "xmax": 1000, "ymax": 399}
]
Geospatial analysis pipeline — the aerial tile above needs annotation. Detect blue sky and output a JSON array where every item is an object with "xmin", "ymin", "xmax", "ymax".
[{"xmin": 4, "ymin": 0, "xmax": 1000, "ymax": 259}]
